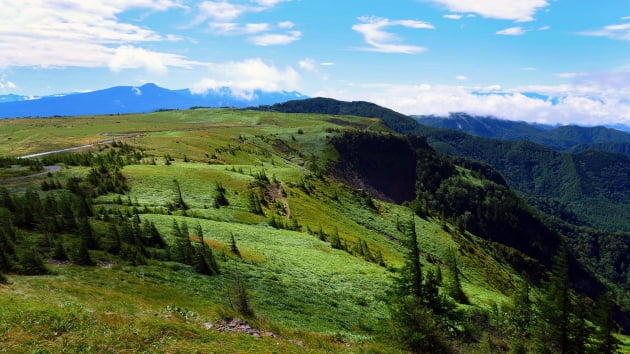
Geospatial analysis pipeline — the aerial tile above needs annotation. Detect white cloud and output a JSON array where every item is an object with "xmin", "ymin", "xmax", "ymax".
[
  {"xmin": 191, "ymin": 58, "xmax": 301, "ymax": 99},
  {"xmin": 209, "ymin": 22, "xmax": 270, "ymax": 34},
  {"xmin": 496, "ymin": 26, "xmax": 526, "ymax": 35},
  {"xmin": 196, "ymin": 0, "xmax": 290, "ymax": 23},
  {"xmin": 197, "ymin": 1, "xmax": 249, "ymax": 21},
  {"xmin": 298, "ymin": 58, "xmax": 318, "ymax": 72},
  {"xmin": 298, "ymin": 59, "xmax": 335, "ymax": 73},
  {"xmin": 316, "ymin": 78, "xmax": 630, "ymax": 126},
  {"xmin": 108, "ymin": 46, "xmax": 198, "ymax": 75},
  {"xmin": 455, "ymin": 75, "xmax": 468, "ymax": 81},
  {"xmin": 250, "ymin": 31, "xmax": 301, "ymax": 46},
  {"xmin": 554, "ymin": 72, "xmax": 586, "ymax": 79},
  {"xmin": 426, "ymin": 0, "xmax": 548, "ymax": 22},
  {"xmin": 0, "ymin": 0, "xmax": 196, "ymax": 72},
  {"xmin": 580, "ymin": 23, "xmax": 630, "ymax": 41},
  {"xmin": 278, "ymin": 21, "xmax": 295, "ymax": 29},
  {"xmin": 538, "ymin": 25, "xmax": 551, "ymax": 31},
  {"xmin": 0, "ymin": 78, "xmax": 17, "ymax": 91},
  {"xmin": 352, "ymin": 16, "xmax": 434, "ymax": 54},
  {"xmin": 443, "ymin": 14, "xmax": 463, "ymax": 20},
  {"xmin": 521, "ymin": 67, "xmax": 537, "ymax": 71}
]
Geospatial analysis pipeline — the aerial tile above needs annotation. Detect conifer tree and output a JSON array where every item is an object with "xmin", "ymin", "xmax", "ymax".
[
  {"xmin": 74, "ymin": 235, "xmax": 95, "ymax": 266},
  {"xmin": 230, "ymin": 232, "xmax": 241, "ymax": 257},
  {"xmin": 52, "ymin": 240, "xmax": 69, "ymax": 261},
  {"xmin": 214, "ymin": 182, "xmax": 229, "ymax": 208},
  {"xmin": 445, "ymin": 248, "xmax": 468, "ymax": 304},
  {"xmin": 509, "ymin": 278, "xmax": 532, "ymax": 334},
  {"xmin": 592, "ymin": 291, "xmax": 619, "ymax": 354},
  {"xmin": 15, "ymin": 247, "xmax": 49, "ymax": 275},
  {"xmin": 173, "ymin": 179, "xmax": 188, "ymax": 210},
  {"xmin": 533, "ymin": 246, "xmax": 573, "ymax": 354},
  {"xmin": 388, "ymin": 214, "xmax": 453, "ymax": 353}
]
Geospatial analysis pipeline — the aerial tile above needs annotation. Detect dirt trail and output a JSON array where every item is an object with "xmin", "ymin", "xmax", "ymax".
[{"xmin": 1, "ymin": 165, "xmax": 61, "ymax": 182}]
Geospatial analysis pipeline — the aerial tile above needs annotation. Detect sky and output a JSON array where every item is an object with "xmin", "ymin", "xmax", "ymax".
[{"xmin": 1, "ymin": 0, "xmax": 630, "ymax": 125}]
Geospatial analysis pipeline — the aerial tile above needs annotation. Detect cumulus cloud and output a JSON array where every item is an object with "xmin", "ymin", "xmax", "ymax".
[
  {"xmin": 425, "ymin": 0, "xmax": 548, "ymax": 22},
  {"xmin": 0, "ymin": 0, "xmax": 196, "ymax": 72},
  {"xmin": 455, "ymin": 75, "xmax": 468, "ymax": 81},
  {"xmin": 496, "ymin": 26, "xmax": 526, "ymax": 35},
  {"xmin": 580, "ymin": 23, "xmax": 630, "ymax": 41},
  {"xmin": 108, "ymin": 46, "xmax": 198, "ymax": 74},
  {"xmin": 191, "ymin": 58, "xmax": 301, "ymax": 99},
  {"xmin": 352, "ymin": 16, "xmax": 434, "ymax": 54}
]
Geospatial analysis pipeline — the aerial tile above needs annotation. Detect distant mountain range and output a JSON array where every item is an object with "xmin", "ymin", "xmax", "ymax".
[
  {"xmin": 415, "ymin": 113, "xmax": 630, "ymax": 157},
  {"xmin": 0, "ymin": 83, "xmax": 306, "ymax": 118}
]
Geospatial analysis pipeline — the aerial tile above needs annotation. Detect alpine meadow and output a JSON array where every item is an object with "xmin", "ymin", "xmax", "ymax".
[
  {"xmin": 0, "ymin": 101, "xmax": 628, "ymax": 353},
  {"xmin": 4, "ymin": 0, "xmax": 630, "ymax": 353}
]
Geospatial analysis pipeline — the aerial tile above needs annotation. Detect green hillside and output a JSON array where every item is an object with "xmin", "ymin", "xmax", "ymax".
[
  {"xmin": 415, "ymin": 113, "xmax": 630, "ymax": 156},
  {"xmin": 0, "ymin": 108, "xmax": 627, "ymax": 352}
]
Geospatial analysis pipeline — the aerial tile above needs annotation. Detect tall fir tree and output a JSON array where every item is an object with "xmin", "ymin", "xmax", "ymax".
[
  {"xmin": 533, "ymin": 246, "xmax": 573, "ymax": 354},
  {"xmin": 591, "ymin": 291, "xmax": 619, "ymax": 354},
  {"xmin": 445, "ymin": 248, "xmax": 468, "ymax": 304}
]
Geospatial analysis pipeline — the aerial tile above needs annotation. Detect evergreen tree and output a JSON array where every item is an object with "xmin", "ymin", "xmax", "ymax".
[
  {"xmin": 533, "ymin": 246, "xmax": 573, "ymax": 354},
  {"xmin": 214, "ymin": 182, "xmax": 229, "ymax": 208},
  {"xmin": 508, "ymin": 278, "xmax": 532, "ymax": 334},
  {"xmin": 230, "ymin": 232, "xmax": 241, "ymax": 257},
  {"xmin": 172, "ymin": 220, "xmax": 193, "ymax": 264},
  {"xmin": 15, "ymin": 247, "xmax": 49, "ymax": 275},
  {"xmin": 591, "ymin": 291, "xmax": 619, "ymax": 354},
  {"xmin": 445, "ymin": 248, "xmax": 468, "ymax": 304},
  {"xmin": 73, "ymin": 235, "xmax": 95, "ymax": 266},
  {"xmin": 173, "ymin": 179, "xmax": 188, "ymax": 210},
  {"xmin": 0, "ymin": 271, "xmax": 7, "ymax": 284},
  {"xmin": 387, "ymin": 214, "xmax": 454, "ymax": 352},
  {"xmin": 51, "ymin": 240, "xmax": 69, "ymax": 261}
]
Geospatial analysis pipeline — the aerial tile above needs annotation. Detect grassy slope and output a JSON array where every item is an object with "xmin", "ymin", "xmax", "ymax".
[{"xmin": 0, "ymin": 109, "xmax": 601, "ymax": 352}]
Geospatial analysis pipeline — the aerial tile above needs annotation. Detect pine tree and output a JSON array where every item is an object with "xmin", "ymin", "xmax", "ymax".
[
  {"xmin": 173, "ymin": 179, "xmax": 188, "ymax": 210},
  {"xmin": 230, "ymin": 232, "xmax": 241, "ymax": 257},
  {"xmin": 445, "ymin": 248, "xmax": 468, "ymax": 304},
  {"xmin": 214, "ymin": 182, "xmax": 229, "ymax": 208},
  {"xmin": 52, "ymin": 240, "xmax": 69, "ymax": 261},
  {"xmin": 73, "ymin": 235, "xmax": 95, "ymax": 266},
  {"xmin": 15, "ymin": 247, "xmax": 49, "ymax": 275},
  {"xmin": 591, "ymin": 291, "xmax": 619, "ymax": 354},
  {"xmin": 533, "ymin": 246, "xmax": 572, "ymax": 354},
  {"xmin": 508, "ymin": 278, "xmax": 532, "ymax": 334},
  {"xmin": 387, "ymin": 214, "xmax": 454, "ymax": 352}
]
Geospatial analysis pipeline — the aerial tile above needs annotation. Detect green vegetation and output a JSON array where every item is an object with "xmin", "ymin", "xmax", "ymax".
[{"xmin": 0, "ymin": 107, "xmax": 627, "ymax": 352}]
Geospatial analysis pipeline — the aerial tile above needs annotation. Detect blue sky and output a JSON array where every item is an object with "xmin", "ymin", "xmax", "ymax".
[{"xmin": 1, "ymin": 0, "xmax": 630, "ymax": 125}]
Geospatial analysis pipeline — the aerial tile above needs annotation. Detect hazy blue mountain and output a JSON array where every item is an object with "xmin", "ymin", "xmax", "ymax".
[
  {"xmin": 0, "ymin": 94, "xmax": 32, "ymax": 103},
  {"xmin": 415, "ymin": 113, "xmax": 630, "ymax": 155},
  {"xmin": 0, "ymin": 83, "xmax": 305, "ymax": 118}
]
